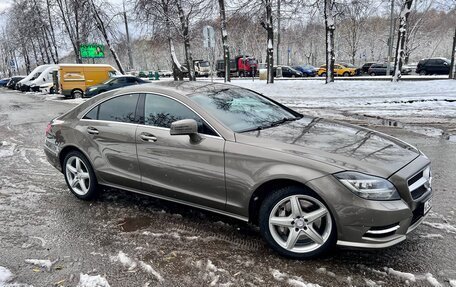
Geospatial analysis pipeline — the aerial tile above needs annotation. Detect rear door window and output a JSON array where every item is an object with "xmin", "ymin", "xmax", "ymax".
[{"xmin": 96, "ymin": 94, "xmax": 139, "ymax": 123}]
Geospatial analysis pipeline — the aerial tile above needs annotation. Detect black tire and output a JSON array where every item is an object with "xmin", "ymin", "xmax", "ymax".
[
  {"xmin": 63, "ymin": 150, "xmax": 98, "ymax": 200},
  {"xmin": 343, "ymin": 72, "xmax": 350, "ymax": 77},
  {"xmin": 320, "ymin": 72, "xmax": 327, "ymax": 77},
  {"xmin": 419, "ymin": 70, "xmax": 426, "ymax": 76},
  {"xmin": 370, "ymin": 72, "xmax": 376, "ymax": 76},
  {"xmin": 71, "ymin": 89, "xmax": 83, "ymax": 99},
  {"xmin": 50, "ymin": 87, "xmax": 55, "ymax": 94},
  {"xmin": 259, "ymin": 185, "xmax": 336, "ymax": 259}
]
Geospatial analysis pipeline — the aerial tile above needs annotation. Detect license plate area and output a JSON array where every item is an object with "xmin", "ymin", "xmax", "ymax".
[{"xmin": 423, "ymin": 198, "xmax": 432, "ymax": 215}]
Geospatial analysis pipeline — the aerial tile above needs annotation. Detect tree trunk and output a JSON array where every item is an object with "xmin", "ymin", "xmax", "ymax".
[
  {"xmin": 162, "ymin": 0, "xmax": 183, "ymax": 81},
  {"xmin": 89, "ymin": 0, "xmax": 125, "ymax": 74},
  {"xmin": 265, "ymin": 0, "xmax": 274, "ymax": 84},
  {"xmin": 218, "ymin": 0, "xmax": 230, "ymax": 82},
  {"xmin": 56, "ymin": 0, "xmax": 82, "ymax": 63},
  {"xmin": 392, "ymin": 0, "xmax": 413, "ymax": 82},
  {"xmin": 449, "ymin": 26, "xmax": 456, "ymax": 80},
  {"xmin": 46, "ymin": 0, "xmax": 59, "ymax": 63},
  {"xmin": 176, "ymin": 0, "xmax": 195, "ymax": 81},
  {"xmin": 324, "ymin": 0, "xmax": 335, "ymax": 84}
]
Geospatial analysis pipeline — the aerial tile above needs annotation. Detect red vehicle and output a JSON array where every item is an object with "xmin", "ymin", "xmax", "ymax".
[{"xmin": 216, "ymin": 55, "xmax": 258, "ymax": 77}]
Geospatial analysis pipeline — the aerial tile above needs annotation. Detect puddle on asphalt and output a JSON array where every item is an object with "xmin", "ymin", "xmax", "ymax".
[{"xmin": 118, "ymin": 216, "xmax": 153, "ymax": 232}]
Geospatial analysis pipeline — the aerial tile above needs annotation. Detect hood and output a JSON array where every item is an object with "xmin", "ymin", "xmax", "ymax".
[{"xmin": 235, "ymin": 116, "xmax": 420, "ymax": 178}]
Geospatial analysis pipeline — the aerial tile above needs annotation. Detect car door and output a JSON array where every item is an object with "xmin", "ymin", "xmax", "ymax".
[
  {"xmin": 334, "ymin": 65, "xmax": 342, "ymax": 76},
  {"xmin": 79, "ymin": 93, "xmax": 142, "ymax": 189},
  {"xmin": 136, "ymin": 93, "xmax": 226, "ymax": 210}
]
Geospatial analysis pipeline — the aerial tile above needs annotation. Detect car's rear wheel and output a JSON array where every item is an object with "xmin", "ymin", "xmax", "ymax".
[
  {"xmin": 343, "ymin": 72, "xmax": 350, "ymax": 77},
  {"xmin": 259, "ymin": 186, "xmax": 336, "ymax": 259},
  {"xmin": 320, "ymin": 72, "xmax": 327, "ymax": 77},
  {"xmin": 63, "ymin": 151, "xmax": 98, "ymax": 200}
]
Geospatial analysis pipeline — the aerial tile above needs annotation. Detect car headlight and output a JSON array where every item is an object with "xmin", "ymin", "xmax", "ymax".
[
  {"xmin": 88, "ymin": 87, "xmax": 97, "ymax": 92},
  {"xmin": 334, "ymin": 171, "xmax": 400, "ymax": 200}
]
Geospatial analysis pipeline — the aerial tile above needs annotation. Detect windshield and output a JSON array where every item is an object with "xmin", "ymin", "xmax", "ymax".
[
  {"xmin": 199, "ymin": 61, "xmax": 210, "ymax": 67},
  {"xmin": 190, "ymin": 88, "xmax": 299, "ymax": 133},
  {"xmin": 343, "ymin": 63, "xmax": 356, "ymax": 68}
]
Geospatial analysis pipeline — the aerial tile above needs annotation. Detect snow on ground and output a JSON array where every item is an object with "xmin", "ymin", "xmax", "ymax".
[
  {"xmin": 24, "ymin": 259, "xmax": 57, "ymax": 272},
  {"xmin": 450, "ymin": 279, "xmax": 456, "ymax": 287},
  {"xmin": 77, "ymin": 273, "xmax": 111, "ymax": 287},
  {"xmin": 0, "ymin": 266, "xmax": 13, "ymax": 284},
  {"xmin": 384, "ymin": 267, "xmax": 416, "ymax": 283},
  {"xmin": 423, "ymin": 221, "xmax": 456, "ymax": 234},
  {"xmin": 270, "ymin": 268, "xmax": 322, "ymax": 287},
  {"xmin": 110, "ymin": 251, "xmax": 164, "ymax": 282}
]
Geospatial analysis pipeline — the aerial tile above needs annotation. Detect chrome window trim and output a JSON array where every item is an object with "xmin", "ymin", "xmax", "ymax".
[{"xmin": 80, "ymin": 91, "xmax": 224, "ymax": 139}]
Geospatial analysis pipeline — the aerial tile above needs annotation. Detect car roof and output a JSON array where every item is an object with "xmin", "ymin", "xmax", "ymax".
[{"xmin": 150, "ymin": 81, "xmax": 239, "ymax": 96}]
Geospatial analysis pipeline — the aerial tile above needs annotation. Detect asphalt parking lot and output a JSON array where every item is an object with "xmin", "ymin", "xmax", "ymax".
[{"xmin": 1, "ymin": 88, "xmax": 455, "ymax": 287}]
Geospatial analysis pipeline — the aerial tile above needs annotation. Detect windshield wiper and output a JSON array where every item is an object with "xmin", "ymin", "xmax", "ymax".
[
  {"xmin": 238, "ymin": 126, "xmax": 264, "ymax": 133},
  {"xmin": 268, "ymin": 117, "xmax": 299, "ymax": 127}
]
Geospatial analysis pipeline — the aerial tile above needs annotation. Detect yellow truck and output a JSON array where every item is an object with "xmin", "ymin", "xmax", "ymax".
[{"xmin": 59, "ymin": 64, "xmax": 118, "ymax": 98}]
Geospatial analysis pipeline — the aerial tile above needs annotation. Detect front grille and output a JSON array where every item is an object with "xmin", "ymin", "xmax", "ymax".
[{"xmin": 407, "ymin": 166, "xmax": 431, "ymax": 200}]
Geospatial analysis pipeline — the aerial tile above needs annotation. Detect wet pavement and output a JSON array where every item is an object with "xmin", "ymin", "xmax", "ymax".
[{"xmin": 0, "ymin": 88, "xmax": 455, "ymax": 287}]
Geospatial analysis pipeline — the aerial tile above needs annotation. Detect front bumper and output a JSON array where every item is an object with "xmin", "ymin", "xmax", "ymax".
[{"xmin": 306, "ymin": 156, "xmax": 432, "ymax": 249}]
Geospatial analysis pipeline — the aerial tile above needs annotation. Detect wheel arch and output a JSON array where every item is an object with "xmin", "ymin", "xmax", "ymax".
[
  {"xmin": 59, "ymin": 145, "xmax": 94, "ymax": 174},
  {"xmin": 249, "ymin": 178, "xmax": 315, "ymax": 225}
]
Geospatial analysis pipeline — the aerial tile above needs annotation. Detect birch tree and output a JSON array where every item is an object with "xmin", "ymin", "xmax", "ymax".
[
  {"xmin": 324, "ymin": 0, "xmax": 336, "ymax": 83},
  {"xmin": 260, "ymin": 0, "xmax": 274, "ymax": 84},
  {"xmin": 392, "ymin": 0, "xmax": 413, "ymax": 82}
]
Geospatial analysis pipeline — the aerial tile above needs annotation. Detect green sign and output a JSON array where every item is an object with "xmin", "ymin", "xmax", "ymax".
[{"xmin": 80, "ymin": 44, "xmax": 105, "ymax": 58}]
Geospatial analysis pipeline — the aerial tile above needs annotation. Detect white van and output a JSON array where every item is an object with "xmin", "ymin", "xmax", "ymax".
[
  {"xmin": 17, "ymin": 64, "xmax": 53, "ymax": 92},
  {"xmin": 29, "ymin": 65, "xmax": 58, "ymax": 92}
]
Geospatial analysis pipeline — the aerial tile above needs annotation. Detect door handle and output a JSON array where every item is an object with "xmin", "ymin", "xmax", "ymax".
[
  {"xmin": 140, "ymin": 133, "xmax": 157, "ymax": 142},
  {"xmin": 87, "ymin": 127, "xmax": 99, "ymax": 135}
]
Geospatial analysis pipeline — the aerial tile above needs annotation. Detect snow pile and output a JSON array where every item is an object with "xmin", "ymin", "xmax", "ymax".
[
  {"xmin": 423, "ymin": 222, "xmax": 456, "ymax": 234},
  {"xmin": 24, "ymin": 259, "xmax": 57, "ymax": 272},
  {"xmin": 270, "ymin": 268, "xmax": 322, "ymax": 287},
  {"xmin": 424, "ymin": 273, "xmax": 442, "ymax": 287},
  {"xmin": 0, "ymin": 266, "xmax": 13, "ymax": 284},
  {"xmin": 110, "ymin": 251, "xmax": 163, "ymax": 282},
  {"xmin": 0, "ymin": 141, "xmax": 16, "ymax": 158},
  {"xmin": 77, "ymin": 273, "xmax": 110, "ymax": 287},
  {"xmin": 449, "ymin": 279, "xmax": 456, "ymax": 287},
  {"xmin": 385, "ymin": 267, "xmax": 416, "ymax": 283},
  {"xmin": 138, "ymin": 261, "xmax": 164, "ymax": 282}
]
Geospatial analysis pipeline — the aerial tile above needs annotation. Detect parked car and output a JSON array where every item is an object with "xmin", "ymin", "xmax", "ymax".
[
  {"xmin": 30, "ymin": 65, "xmax": 59, "ymax": 92},
  {"xmin": 17, "ymin": 64, "xmax": 54, "ymax": 92},
  {"xmin": 59, "ymin": 64, "xmax": 118, "ymax": 98},
  {"xmin": 292, "ymin": 65, "xmax": 316, "ymax": 77},
  {"xmin": 274, "ymin": 66, "xmax": 303, "ymax": 77},
  {"xmin": 44, "ymin": 81, "xmax": 432, "ymax": 259},
  {"xmin": 39, "ymin": 82, "xmax": 56, "ymax": 94},
  {"xmin": 0, "ymin": 78, "xmax": 11, "ymax": 86},
  {"xmin": 85, "ymin": 76, "xmax": 147, "ymax": 98},
  {"xmin": 368, "ymin": 63, "xmax": 412, "ymax": 76},
  {"xmin": 317, "ymin": 64, "xmax": 357, "ymax": 77},
  {"xmin": 158, "ymin": 70, "xmax": 172, "ymax": 77},
  {"xmin": 416, "ymin": 58, "xmax": 451, "ymax": 75},
  {"xmin": 361, "ymin": 62, "xmax": 376, "ymax": 74},
  {"xmin": 6, "ymin": 76, "xmax": 25, "ymax": 89},
  {"xmin": 340, "ymin": 62, "xmax": 362, "ymax": 76}
]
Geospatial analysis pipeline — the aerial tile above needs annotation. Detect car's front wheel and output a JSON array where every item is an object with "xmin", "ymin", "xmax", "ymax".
[
  {"xmin": 259, "ymin": 186, "xmax": 336, "ymax": 259},
  {"xmin": 63, "ymin": 151, "xmax": 98, "ymax": 200}
]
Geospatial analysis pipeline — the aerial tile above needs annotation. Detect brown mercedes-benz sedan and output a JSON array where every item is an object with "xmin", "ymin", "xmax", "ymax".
[{"xmin": 44, "ymin": 81, "xmax": 432, "ymax": 258}]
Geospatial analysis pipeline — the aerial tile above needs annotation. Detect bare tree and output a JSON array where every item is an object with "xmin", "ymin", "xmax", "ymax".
[
  {"xmin": 324, "ymin": 0, "xmax": 336, "ymax": 83},
  {"xmin": 89, "ymin": 0, "xmax": 125, "ymax": 74},
  {"xmin": 261, "ymin": 0, "xmax": 274, "ymax": 84},
  {"xmin": 450, "ymin": 26, "xmax": 456, "ymax": 80},
  {"xmin": 392, "ymin": 0, "xmax": 413, "ymax": 82},
  {"xmin": 218, "ymin": 0, "xmax": 230, "ymax": 82}
]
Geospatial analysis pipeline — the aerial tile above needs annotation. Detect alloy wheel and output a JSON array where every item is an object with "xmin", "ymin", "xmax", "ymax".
[
  {"xmin": 65, "ymin": 156, "xmax": 91, "ymax": 196},
  {"xmin": 268, "ymin": 195, "xmax": 332, "ymax": 253}
]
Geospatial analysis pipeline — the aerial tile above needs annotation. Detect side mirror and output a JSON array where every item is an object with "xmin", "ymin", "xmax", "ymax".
[{"xmin": 170, "ymin": 119, "xmax": 198, "ymax": 136}]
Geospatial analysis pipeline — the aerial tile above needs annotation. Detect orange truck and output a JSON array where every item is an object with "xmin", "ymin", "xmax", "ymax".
[{"xmin": 59, "ymin": 64, "xmax": 119, "ymax": 98}]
